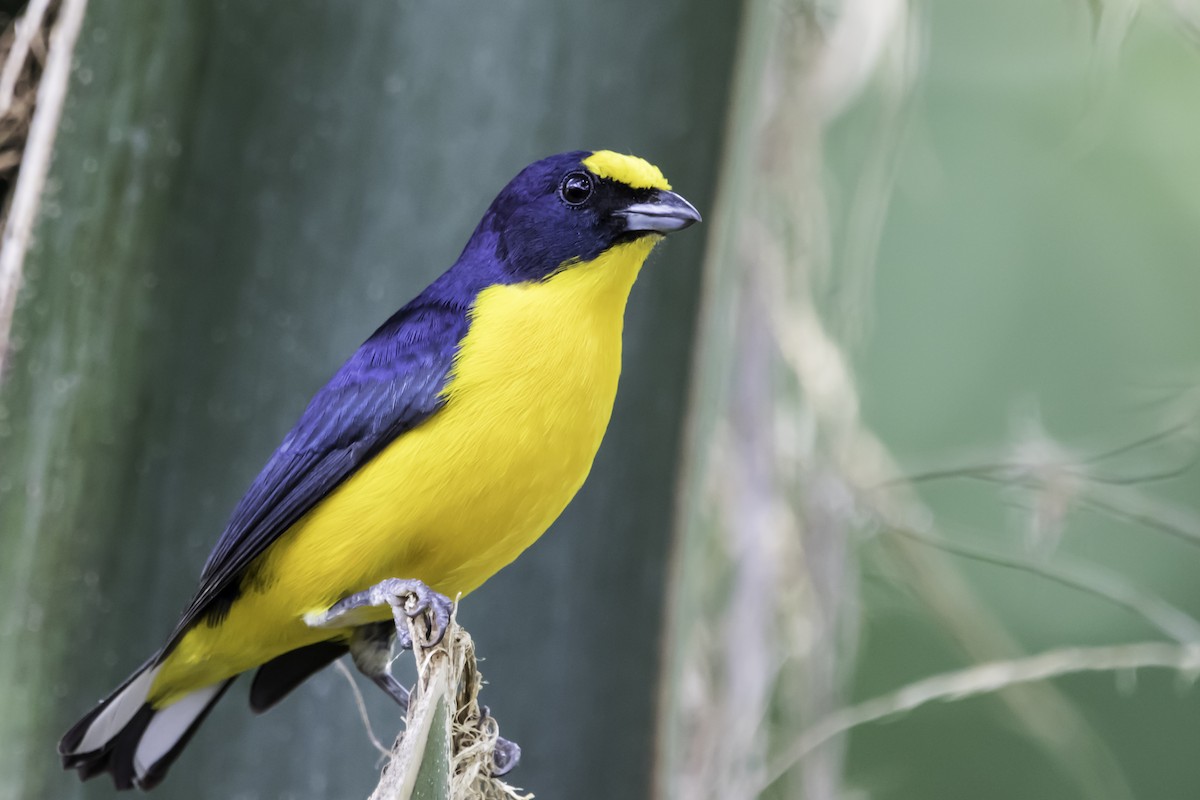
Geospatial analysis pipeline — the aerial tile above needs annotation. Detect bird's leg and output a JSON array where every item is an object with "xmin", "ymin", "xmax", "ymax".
[
  {"xmin": 347, "ymin": 622, "xmax": 522, "ymax": 776},
  {"xmin": 304, "ymin": 577, "xmax": 453, "ymax": 650},
  {"xmin": 349, "ymin": 622, "xmax": 412, "ymax": 711}
]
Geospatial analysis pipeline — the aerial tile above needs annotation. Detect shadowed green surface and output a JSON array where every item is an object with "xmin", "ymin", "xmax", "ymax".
[
  {"xmin": 0, "ymin": 2, "xmax": 737, "ymax": 798},
  {"xmin": 408, "ymin": 696, "xmax": 450, "ymax": 800}
]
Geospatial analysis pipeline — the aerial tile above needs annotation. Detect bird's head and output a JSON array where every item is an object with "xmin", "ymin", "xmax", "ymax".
[{"xmin": 464, "ymin": 150, "xmax": 701, "ymax": 284}]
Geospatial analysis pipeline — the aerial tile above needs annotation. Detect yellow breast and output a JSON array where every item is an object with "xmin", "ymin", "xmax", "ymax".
[{"xmin": 152, "ymin": 236, "xmax": 660, "ymax": 702}]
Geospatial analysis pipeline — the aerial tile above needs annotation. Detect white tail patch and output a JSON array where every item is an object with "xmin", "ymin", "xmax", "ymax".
[
  {"xmin": 133, "ymin": 682, "xmax": 224, "ymax": 781},
  {"xmin": 72, "ymin": 665, "xmax": 162, "ymax": 754}
]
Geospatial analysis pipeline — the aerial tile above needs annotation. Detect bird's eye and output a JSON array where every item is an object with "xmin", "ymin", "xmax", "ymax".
[{"xmin": 559, "ymin": 172, "xmax": 593, "ymax": 206}]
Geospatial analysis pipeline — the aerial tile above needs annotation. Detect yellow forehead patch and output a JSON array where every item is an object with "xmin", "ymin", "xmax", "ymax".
[{"xmin": 583, "ymin": 150, "xmax": 671, "ymax": 191}]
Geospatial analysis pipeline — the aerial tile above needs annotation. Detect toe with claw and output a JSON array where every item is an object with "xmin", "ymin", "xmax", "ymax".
[
  {"xmin": 478, "ymin": 704, "xmax": 521, "ymax": 775},
  {"xmin": 491, "ymin": 735, "xmax": 521, "ymax": 776},
  {"xmin": 382, "ymin": 579, "xmax": 452, "ymax": 650},
  {"xmin": 307, "ymin": 577, "xmax": 453, "ymax": 651}
]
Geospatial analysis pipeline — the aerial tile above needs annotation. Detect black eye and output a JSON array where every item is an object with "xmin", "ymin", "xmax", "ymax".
[{"xmin": 559, "ymin": 172, "xmax": 593, "ymax": 206}]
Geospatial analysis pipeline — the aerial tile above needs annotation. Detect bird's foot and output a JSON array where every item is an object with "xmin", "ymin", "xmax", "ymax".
[
  {"xmin": 349, "ymin": 623, "xmax": 413, "ymax": 713},
  {"xmin": 481, "ymin": 705, "xmax": 521, "ymax": 776},
  {"xmin": 492, "ymin": 736, "xmax": 521, "ymax": 776},
  {"xmin": 306, "ymin": 578, "xmax": 453, "ymax": 649}
]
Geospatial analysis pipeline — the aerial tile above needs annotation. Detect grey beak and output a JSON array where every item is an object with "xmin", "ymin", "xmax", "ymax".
[{"xmin": 617, "ymin": 189, "xmax": 702, "ymax": 234}]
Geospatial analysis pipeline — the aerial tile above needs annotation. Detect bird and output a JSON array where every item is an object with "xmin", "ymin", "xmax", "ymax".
[{"xmin": 57, "ymin": 150, "xmax": 701, "ymax": 790}]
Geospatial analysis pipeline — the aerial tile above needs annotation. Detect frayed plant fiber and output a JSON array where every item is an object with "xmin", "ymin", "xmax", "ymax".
[{"xmin": 369, "ymin": 605, "xmax": 531, "ymax": 800}]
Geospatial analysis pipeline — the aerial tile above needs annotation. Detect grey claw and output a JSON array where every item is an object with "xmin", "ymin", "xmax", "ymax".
[
  {"xmin": 386, "ymin": 580, "xmax": 452, "ymax": 650},
  {"xmin": 427, "ymin": 601, "xmax": 451, "ymax": 646},
  {"xmin": 404, "ymin": 594, "xmax": 430, "ymax": 617}
]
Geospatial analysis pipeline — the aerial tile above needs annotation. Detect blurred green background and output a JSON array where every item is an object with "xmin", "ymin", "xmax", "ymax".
[
  {"xmin": 3, "ymin": 0, "xmax": 1200, "ymax": 798},
  {"xmin": 849, "ymin": 2, "xmax": 1200, "ymax": 799}
]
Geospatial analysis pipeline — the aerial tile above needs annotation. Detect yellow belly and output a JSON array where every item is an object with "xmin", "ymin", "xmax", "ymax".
[{"xmin": 151, "ymin": 236, "xmax": 660, "ymax": 704}]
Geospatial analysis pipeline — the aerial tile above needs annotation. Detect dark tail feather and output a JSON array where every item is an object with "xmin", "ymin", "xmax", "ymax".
[
  {"xmin": 250, "ymin": 640, "xmax": 348, "ymax": 713},
  {"xmin": 60, "ymin": 659, "xmax": 161, "ymax": 783},
  {"xmin": 59, "ymin": 662, "xmax": 235, "ymax": 791}
]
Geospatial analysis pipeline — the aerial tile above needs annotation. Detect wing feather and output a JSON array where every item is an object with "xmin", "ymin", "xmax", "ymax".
[{"xmin": 163, "ymin": 299, "xmax": 470, "ymax": 649}]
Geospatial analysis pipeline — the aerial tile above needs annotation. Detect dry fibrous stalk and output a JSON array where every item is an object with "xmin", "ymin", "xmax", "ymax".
[{"xmin": 0, "ymin": 0, "xmax": 58, "ymax": 219}]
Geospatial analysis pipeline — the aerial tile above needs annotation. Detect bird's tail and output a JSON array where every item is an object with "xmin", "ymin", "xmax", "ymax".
[{"xmin": 58, "ymin": 659, "xmax": 234, "ymax": 790}]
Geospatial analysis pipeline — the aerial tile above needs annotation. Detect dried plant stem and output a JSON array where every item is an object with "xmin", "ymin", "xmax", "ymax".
[
  {"xmin": 762, "ymin": 641, "xmax": 1200, "ymax": 792},
  {"xmin": 0, "ymin": 0, "xmax": 53, "ymax": 114},
  {"xmin": 0, "ymin": 0, "xmax": 87, "ymax": 372},
  {"xmin": 369, "ymin": 607, "xmax": 530, "ymax": 800}
]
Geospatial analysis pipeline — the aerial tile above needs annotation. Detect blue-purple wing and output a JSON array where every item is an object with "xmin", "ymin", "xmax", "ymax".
[{"xmin": 165, "ymin": 301, "xmax": 469, "ymax": 647}]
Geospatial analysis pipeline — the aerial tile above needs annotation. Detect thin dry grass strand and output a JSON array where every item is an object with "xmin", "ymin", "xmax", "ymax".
[
  {"xmin": 1081, "ymin": 485, "xmax": 1200, "ymax": 547},
  {"xmin": 889, "ymin": 525, "xmax": 1200, "ymax": 643},
  {"xmin": 762, "ymin": 641, "xmax": 1200, "ymax": 793},
  {"xmin": 913, "ymin": 469, "xmax": 1200, "ymax": 551},
  {"xmin": 894, "ymin": 421, "xmax": 1198, "ymax": 489},
  {"xmin": 1077, "ymin": 420, "xmax": 1196, "ymax": 465},
  {"xmin": 332, "ymin": 659, "xmax": 391, "ymax": 758}
]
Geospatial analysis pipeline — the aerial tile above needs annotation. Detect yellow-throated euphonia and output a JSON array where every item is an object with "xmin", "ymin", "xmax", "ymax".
[{"xmin": 59, "ymin": 150, "xmax": 700, "ymax": 789}]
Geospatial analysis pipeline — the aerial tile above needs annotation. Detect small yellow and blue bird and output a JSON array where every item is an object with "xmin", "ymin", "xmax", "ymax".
[{"xmin": 58, "ymin": 150, "xmax": 700, "ymax": 789}]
